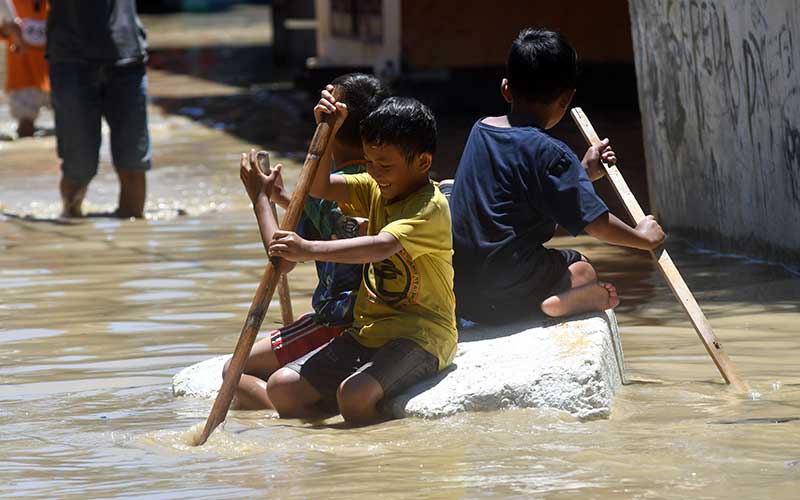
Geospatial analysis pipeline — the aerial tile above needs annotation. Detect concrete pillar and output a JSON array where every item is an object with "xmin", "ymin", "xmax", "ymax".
[{"xmin": 629, "ymin": 0, "xmax": 800, "ymax": 262}]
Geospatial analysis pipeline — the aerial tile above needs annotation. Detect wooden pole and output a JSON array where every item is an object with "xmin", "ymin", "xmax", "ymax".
[
  {"xmin": 193, "ymin": 93, "xmax": 341, "ymax": 446},
  {"xmin": 570, "ymin": 107, "xmax": 747, "ymax": 392},
  {"xmin": 272, "ymin": 201, "xmax": 295, "ymax": 326},
  {"xmin": 256, "ymin": 151, "xmax": 295, "ymax": 327}
]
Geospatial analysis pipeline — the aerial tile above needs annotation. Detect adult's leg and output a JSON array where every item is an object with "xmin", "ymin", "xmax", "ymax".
[
  {"xmin": 59, "ymin": 177, "xmax": 89, "ymax": 217},
  {"xmin": 115, "ymin": 169, "xmax": 146, "ymax": 218},
  {"xmin": 104, "ymin": 63, "xmax": 151, "ymax": 218},
  {"xmin": 540, "ymin": 259, "xmax": 619, "ymax": 317},
  {"xmin": 49, "ymin": 62, "xmax": 102, "ymax": 218}
]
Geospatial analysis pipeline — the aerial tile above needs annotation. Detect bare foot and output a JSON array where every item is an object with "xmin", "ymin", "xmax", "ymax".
[
  {"xmin": 540, "ymin": 281, "xmax": 620, "ymax": 317},
  {"xmin": 600, "ymin": 282, "xmax": 620, "ymax": 309},
  {"xmin": 112, "ymin": 208, "xmax": 144, "ymax": 219}
]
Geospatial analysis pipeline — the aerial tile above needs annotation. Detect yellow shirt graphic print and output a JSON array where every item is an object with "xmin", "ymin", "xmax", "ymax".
[
  {"xmin": 343, "ymin": 173, "xmax": 458, "ymax": 369},
  {"xmin": 364, "ymin": 248, "xmax": 419, "ymax": 306}
]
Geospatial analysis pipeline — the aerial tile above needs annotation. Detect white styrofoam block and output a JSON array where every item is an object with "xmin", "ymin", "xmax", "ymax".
[
  {"xmin": 390, "ymin": 311, "xmax": 624, "ymax": 420},
  {"xmin": 173, "ymin": 311, "xmax": 624, "ymax": 420},
  {"xmin": 173, "ymin": 354, "xmax": 229, "ymax": 400}
]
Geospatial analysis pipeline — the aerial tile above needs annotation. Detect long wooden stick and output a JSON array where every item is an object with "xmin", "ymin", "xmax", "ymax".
[
  {"xmin": 193, "ymin": 96, "xmax": 340, "ymax": 446},
  {"xmin": 257, "ymin": 152, "xmax": 295, "ymax": 327},
  {"xmin": 272, "ymin": 201, "xmax": 294, "ymax": 326},
  {"xmin": 570, "ymin": 107, "xmax": 747, "ymax": 391}
]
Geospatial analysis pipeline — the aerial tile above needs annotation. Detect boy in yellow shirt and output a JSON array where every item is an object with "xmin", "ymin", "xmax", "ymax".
[{"xmin": 265, "ymin": 93, "xmax": 457, "ymax": 425}]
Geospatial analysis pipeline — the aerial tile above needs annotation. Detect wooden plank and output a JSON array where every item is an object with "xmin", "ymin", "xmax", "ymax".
[{"xmin": 570, "ymin": 107, "xmax": 747, "ymax": 391}]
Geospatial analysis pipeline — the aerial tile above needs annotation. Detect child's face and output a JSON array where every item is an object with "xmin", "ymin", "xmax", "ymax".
[{"xmin": 364, "ymin": 143, "xmax": 430, "ymax": 203}]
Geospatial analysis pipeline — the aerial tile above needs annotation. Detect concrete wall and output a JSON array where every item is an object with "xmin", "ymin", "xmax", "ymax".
[{"xmin": 629, "ymin": 0, "xmax": 800, "ymax": 262}]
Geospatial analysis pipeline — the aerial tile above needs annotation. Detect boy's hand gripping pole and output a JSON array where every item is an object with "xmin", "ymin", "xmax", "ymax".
[
  {"xmin": 193, "ymin": 89, "xmax": 343, "ymax": 446},
  {"xmin": 570, "ymin": 107, "xmax": 747, "ymax": 392}
]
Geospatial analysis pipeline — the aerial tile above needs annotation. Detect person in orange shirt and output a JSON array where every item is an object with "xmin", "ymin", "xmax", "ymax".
[{"xmin": 0, "ymin": 0, "xmax": 49, "ymax": 138}]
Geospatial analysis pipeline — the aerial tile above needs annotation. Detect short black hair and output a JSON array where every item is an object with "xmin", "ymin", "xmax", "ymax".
[
  {"xmin": 506, "ymin": 28, "xmax": 578, "ymax": 104},
  {"xmin": 360, "ymin": 97, "xmax": 437, "ymax": 162},
  {"xmin": 331, "ymin": 73, "xmax": 391, "ymax": 147}
]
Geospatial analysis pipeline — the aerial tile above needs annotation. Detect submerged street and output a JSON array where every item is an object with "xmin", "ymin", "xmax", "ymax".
[{"xmin": 1, "ymin": 4, "xmax": 799, "ymax": 499}]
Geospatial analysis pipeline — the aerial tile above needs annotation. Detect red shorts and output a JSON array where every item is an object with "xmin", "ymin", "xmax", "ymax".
[{"xmin": 270, "ymin": 313, "xmax": 347, "ymax": 367}]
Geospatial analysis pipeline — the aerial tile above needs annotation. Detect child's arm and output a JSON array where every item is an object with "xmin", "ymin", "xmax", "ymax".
[
  {"xmin": 268, "ymin": 229, "xmax": 402, "ymax": 264},
  {"xmin": 267, "ymin": 166, "xmax": 292, "ymax": 209},
  {"xmin": 581, "ymin": 138, "xmax": 616, "ymax": 182},
  {"xmin": 240, "ymin": 150, "xmax": 295, "ymax": 273},
  {"xmin": 308, "ymin": 85, "xmax": 351, "ymax": 204},
  {"xmin": 585, "ymin": 212, "xmax": 666, "ymax": 251}
]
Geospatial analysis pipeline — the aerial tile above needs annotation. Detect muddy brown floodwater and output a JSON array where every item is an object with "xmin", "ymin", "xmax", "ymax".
[{"xmin": 2, "ymin": 5, "xmax": 799, "ymax": 499}]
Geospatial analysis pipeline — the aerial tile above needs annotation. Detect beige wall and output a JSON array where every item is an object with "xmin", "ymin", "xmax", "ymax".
[
  {"xmin": 313, "ymin": 0, "xmax": 401, "ymax": 73},
  {"xmin": 401, "ymin": 0, "xmax": 634, "ymax": 68},
  {"xmin": 630, "ymin": 0, "xmax": 800, "ymax": 260},
  {"xmin": 313, "ymin": 0, "xmax": 633, "ymax": 70}
]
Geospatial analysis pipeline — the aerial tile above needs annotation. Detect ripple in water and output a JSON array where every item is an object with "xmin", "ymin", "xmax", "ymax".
[
  {"xmin": 0, "ymin": 328, "xmax": 65, "ymax": 342},
  {"xmin": 125, "ymin": 291, "xmax": 195, "ymax": 302}
]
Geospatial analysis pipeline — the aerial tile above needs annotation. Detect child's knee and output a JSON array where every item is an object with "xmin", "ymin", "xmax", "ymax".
[
  {"xmin": 337, "ymin": 374, "xmax": 382, "ymax": 422},
  {"xmin": 266, "ymin": 368, "xmax": 297, "ymax": 407},
  {"xmin": 221, "ymin": 358, "xmax": 231, "ymax": 378}
]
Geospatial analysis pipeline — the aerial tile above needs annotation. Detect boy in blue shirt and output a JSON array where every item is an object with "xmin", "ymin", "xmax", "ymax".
[
  {"xmin": 449, "ymin": 28, "xmax": 666, "ymax": 325},
  {"xmin": 224, "ymin": 74, "xmax": 390, "ymax": 409}
]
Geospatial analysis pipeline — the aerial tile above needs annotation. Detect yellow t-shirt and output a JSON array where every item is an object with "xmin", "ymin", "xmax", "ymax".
[{"xmin": 343, "ymin": 173, "xmax": 457, "ymax": 369}]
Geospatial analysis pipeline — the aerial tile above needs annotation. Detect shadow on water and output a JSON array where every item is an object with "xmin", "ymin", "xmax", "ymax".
[
  {"xmin": 152, "ymin": 89, "xmax": 314, "ymax": 156},
  {"xmin": 148, "ymin": 45, "xmax": 277, "ymax": 88}
]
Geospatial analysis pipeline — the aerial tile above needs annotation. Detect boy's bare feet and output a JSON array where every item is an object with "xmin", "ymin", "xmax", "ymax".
[
  {"xmin": 60, "ymin": 176, "xmax": 88, "ymax": 217},
  {"xmin": 540, "ymin": 281, "xmax": 619, "ymax": 318}
]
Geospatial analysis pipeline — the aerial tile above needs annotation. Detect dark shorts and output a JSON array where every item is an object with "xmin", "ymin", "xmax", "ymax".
[
  {"xmin": 285, "ymin": 332, "xmax": 439, "ymax": 411},
  {"xmin": 456, "ymin": 247, "xmax": 586, "ymax": 325},
  {"xmin": 50, "ymin": 61, "xmax": 151, "ymax": 183}
]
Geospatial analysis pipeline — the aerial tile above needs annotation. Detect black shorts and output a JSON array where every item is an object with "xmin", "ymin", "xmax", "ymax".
[
  {"xmin": 50, "ymin": 61, "xmax": 151, "ymax": 182},
  {"xmin": 285, "ymin": 331, "xmax": 439, "ymax": 412},
  {"xmin": 456, "ymin": 248, "xmax": 586, "ymax": 325}
]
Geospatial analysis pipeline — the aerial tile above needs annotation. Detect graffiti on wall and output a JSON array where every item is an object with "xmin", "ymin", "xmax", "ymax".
[{"xmin": 630, "ymin": 0, "xmax": 800, "ymax": 252}]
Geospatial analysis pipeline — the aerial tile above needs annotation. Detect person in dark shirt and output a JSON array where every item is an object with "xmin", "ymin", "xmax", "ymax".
[
  {"xmin": 449, "ymin": 28, "xmax": 666, "ymax": 325},
  {"xmin": 47, "ymin": 0, "xmax": 150, "ymax": 218}
]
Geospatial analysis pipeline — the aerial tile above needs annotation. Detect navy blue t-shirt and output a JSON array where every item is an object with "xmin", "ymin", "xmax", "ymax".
[{"xmin": 450, "ymin": 120, "xmax": 608, "ymax": 318}]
